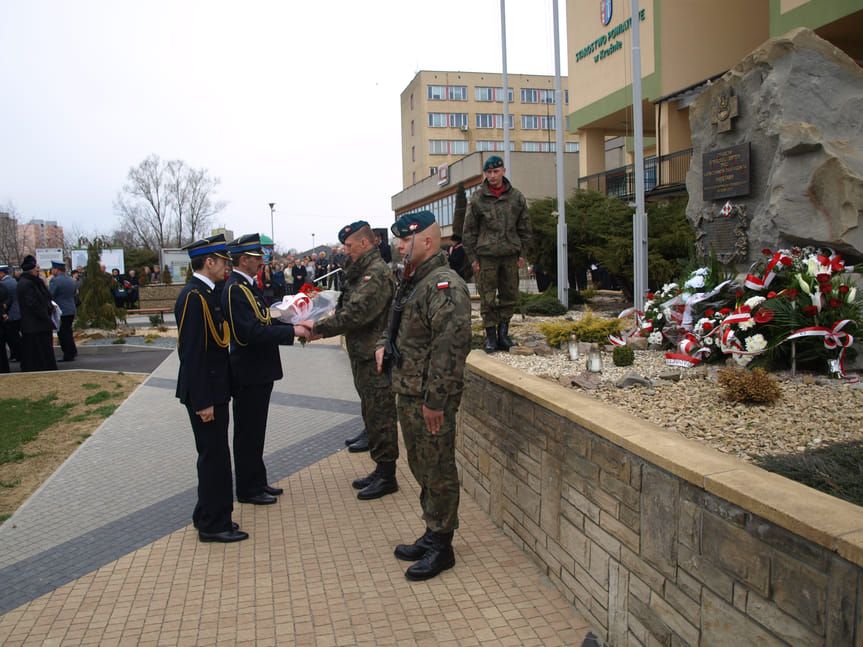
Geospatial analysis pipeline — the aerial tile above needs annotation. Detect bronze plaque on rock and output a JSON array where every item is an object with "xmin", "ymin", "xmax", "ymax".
[{"xmin": 703, "ymin": 143, "xmax": 750, "ymax": 200}]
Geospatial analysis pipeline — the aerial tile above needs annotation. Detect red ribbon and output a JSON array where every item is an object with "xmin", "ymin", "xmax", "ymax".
[{"xmin": 784, "ymin": 319, "xmax": 855, "ymax": 377}]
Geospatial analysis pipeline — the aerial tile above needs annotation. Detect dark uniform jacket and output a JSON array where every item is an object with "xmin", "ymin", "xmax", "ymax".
[
  {"xmin": 0, "ymin": 275, "xmax": 20, "ymax": 320},
  {"xmin": 0, "ymin": 280, "xmax": 9, "ymax": 318},
  {"xmin": 381, "ymin": 250, "xmax": 471, "ymax": 411},
  {"xmin": 174, "ymin": 275, "xmax": 231, "ymax": 411},
  {"xmin": 314, "ymin": 247, "xmax": 395, "ymax": 360},
  {"xmin": 462, "ymin": 177, "xmax": 532, "ymax": 263},
  {"xmin": 49, "ymin": 272, "xmax": 78, "ymax": 317},
  {"xmin": 17, "ymin": 273, "xmax": 54, "ymax": 334},
  {"xmin": 222, "ymin": 270, "xmax": 294, "ymax": 386}
]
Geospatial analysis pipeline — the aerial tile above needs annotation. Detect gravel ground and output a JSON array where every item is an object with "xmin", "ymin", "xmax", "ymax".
[{"xmin": 492, "ymin": 316, "xmax": 863, "ymax": 463}]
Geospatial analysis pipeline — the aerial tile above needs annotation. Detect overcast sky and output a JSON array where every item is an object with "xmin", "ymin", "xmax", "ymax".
[{"xmin": 1, "ymin": 0, "xmax": 567, "ymax": 252}]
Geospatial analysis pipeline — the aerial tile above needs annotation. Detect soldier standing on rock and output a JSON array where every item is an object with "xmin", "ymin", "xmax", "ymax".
[{"xmin": 462, "ymin": 155, "xmax": 531, "ymax": 353}]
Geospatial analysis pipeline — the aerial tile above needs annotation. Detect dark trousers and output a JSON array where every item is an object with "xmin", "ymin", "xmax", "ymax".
[
  {"xmin": 58, "ymin": 314, "xmax": 77, "ymax": 360},
  {"xmin": 0, "ymin": 321, "xmax": 8, "ymax": 373},
  {"xmin": 4, "ymin": 320, "xmax": 21, "ymax": 361},
  {"xmin": 232, "ymin": 382, "xmax": 274, "ymax": 498},
  {"xmin": 20, "ymin": 331, "xmax": 57, "ymax": 372},
  {"xmin": 187, "ymin": 402, "xmax": 234, "ymax": 533}
]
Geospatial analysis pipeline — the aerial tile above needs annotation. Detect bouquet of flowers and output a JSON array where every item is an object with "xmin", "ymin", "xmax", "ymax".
[{"xmin": 270, "ymin": 284, "xmax": 339, "ymax": 325}]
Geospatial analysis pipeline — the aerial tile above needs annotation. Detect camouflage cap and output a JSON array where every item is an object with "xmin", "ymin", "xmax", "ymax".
[{"xmin": 391, "ymin": 210, "xmax": 436, "ymax": 239}]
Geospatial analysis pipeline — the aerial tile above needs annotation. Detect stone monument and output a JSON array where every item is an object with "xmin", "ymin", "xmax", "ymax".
[{"xmin": 686, "ymin": 27, "xmax": 863, "ymax": 267}]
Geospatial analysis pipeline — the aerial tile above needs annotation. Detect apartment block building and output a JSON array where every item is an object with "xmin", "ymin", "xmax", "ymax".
[
  {"xmin": 18, "ymin": 219, "xmax": 64, "ymax": 256},
  {"xmin": 399, "ymin": 70, "xmax": 580, "ymax": 189}
]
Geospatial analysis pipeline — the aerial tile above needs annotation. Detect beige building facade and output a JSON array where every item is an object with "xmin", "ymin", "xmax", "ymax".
[
  {"xmin": 18, "ymin": 219, "xmax": 64, "ymax": 258},
  {"xmin": 400, "ymin": 70, "xmax": 580, "ymax": 189},
  {"xmin": 566, "ymin": 0, "xmax": 863, "ymax": 194}
]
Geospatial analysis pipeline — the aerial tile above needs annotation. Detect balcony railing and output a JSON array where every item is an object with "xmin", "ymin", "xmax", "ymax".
[{"xmin": 577, "ymin": 147, "xmax": 693, "ymax": 200}]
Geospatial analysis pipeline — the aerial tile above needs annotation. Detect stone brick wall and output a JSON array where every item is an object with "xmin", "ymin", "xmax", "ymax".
[{"xmin": 457, "ymin": 353, "xmax": 863, "ymax": 646}]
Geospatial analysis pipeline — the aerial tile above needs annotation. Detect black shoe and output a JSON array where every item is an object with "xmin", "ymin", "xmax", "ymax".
[
  {"xmin": 194, "ymin": 521, "xmax": 240, "ymax": 531},
  {"xmin": 345, "ymin": 429, "xmax": 367, "ymax": 446},
  {"xmin": 405, "ymin": 531, "xmax": 455, "ymax": 581},
  {"xmin": 357, "ymin": 462, "xmax": 398, "ymax": 500},
  {"xmin": 263, "ymin": 485, "xmax": 283, "ymax": 496},
  {"xmin": 497, "ymin": 322, "xmax": 516, "ymax": 351},
  {"xmin": 199, "ymin": 528, "xmax": 249, "ymax": 543},
  {"xmin": 348, "ymin": 430, "xmax": 369, "ymax": 452},
  {"xmin": 352, "ymin": 465, "xmax": 379, "ymax": 490},
  {"xmin": 394, "ymin": 528, "xmax": 435, "ymax": 562},
  {"xmin": 58, "ymin": 357, "xmax": 75, "ymax": 362},
  {"xmin": 237, "ymin": 493, "xmax": 277, "ymax": 505},
  {"xmin": 484, "ymin": 327, "xmax": 498, "ymax": 353}
]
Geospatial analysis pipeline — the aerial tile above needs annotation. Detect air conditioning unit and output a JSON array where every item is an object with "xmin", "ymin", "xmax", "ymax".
[{"xmin": 460, "ymin": 125, "xmax": 469, "ymax": 132}]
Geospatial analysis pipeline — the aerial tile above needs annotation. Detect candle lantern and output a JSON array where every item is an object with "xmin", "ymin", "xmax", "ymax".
[
  {"xmin": 568, "ymin": 334, "xmax": 579, "ymax": 361},
  {"xmin": 586, "ymin": 343, "xmax": 602, "ymax": 373}
]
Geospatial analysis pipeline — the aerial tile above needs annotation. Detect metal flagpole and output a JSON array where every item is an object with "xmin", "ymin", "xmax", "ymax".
[
  {"xmin": 501, "ymin": 0, "xmax": 511, "ymax": 171},
  {"xmin": 631, "ymin": 0, "xmax": 648, "ymax": 311},
  {"xmin": 553, "ymin": 0, "xmax": 568, "ymax": 306}
]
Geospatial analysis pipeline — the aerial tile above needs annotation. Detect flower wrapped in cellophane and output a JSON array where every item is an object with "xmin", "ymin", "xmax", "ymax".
[{"xmin": 269, "ymin": 285, "xmax": 339, "ymax": 325}]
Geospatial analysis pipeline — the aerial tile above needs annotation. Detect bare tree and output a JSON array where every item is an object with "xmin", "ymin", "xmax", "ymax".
[
  {"xmin": 183, "ymin": 167, "xmax": 226, "ymax": 242},
  {"xmin": 115, "ymin": 155, "xmax": 226, "ymax": 250},
  {"xmin": 0, "ymin": 201, "xmax": 21, "ymax": 264}
]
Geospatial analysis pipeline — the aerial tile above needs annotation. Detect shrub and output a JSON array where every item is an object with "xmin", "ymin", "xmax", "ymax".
[
  {"xmin": 149, "ymin": 314, "xmax": 163, "ymax": 327},
  {"xmin": 538, "ymin": 308, "xmax": 624, "ymax": 347},
  {"xmin": 518, "ymin": 291, "xmax": 567, "ymax": 316},
  {"xmin": 717, "ymin": 367, "xmax": 781, "ymax": 404},
  {"xmin": 612, "ymin": 345, "xmax": 635, "ymax": 366}
]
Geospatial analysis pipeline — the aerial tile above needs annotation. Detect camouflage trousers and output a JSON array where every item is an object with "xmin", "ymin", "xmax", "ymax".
[
  {"xmin": 396, "ymin": 393, "xmax": 461, "ymax": 533},
  {"xmin": 476, "ymin": 254, "xmax": 520, "ymax": 328},
  {"xmin": 351, "ymin": 356, "xmax": 398, "ymax": 464}
]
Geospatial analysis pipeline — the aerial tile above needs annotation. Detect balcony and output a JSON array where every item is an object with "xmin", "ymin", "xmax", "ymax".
[{"xmin": 577, "ymin": 147, "xmax": 693, "ymax": 201}]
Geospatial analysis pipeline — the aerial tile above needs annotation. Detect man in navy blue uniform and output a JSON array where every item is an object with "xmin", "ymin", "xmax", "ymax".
[
  {"xmin": 48, "ymin": 260, "xmax": 78, "ymax": 362},
  {"xmin": 222, "ymin": 234, "xmax": 311, "ymax": 505},
  {"xmin": 174, "ymin": 234, "xmax": 246, "ymax": 542}
]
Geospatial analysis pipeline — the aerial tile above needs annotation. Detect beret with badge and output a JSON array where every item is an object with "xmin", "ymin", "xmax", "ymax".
[
  {"xmin": 338, "ymin": 220, "xmax": 370, "ymax": 244},
  {"xmin": 483, "ymin": 155, "xmax": 504, "ymax": 171},
  {"xmin": 391, "ymin": 210, "xmax": 436, "ymax": 239}
]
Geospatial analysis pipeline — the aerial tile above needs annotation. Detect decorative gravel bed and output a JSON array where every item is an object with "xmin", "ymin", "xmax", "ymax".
[{"xmin": 490, "ymin": 316, "xmax": 863, "ymax": 463}]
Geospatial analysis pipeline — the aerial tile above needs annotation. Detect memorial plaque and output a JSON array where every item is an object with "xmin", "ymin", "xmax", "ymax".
[
  {"xmin": 702, "ymin": 143, "xmax": 750, "ymax": 200},
  {"xmin": 694, "ymin": 204, "xmax": 750, "ymax": 264}
]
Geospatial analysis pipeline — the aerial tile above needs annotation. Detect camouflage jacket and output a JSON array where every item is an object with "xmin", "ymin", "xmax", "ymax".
[
  {"xmin": 462, "ymin": 177, "xmax": 531, "ymax": 263},
  {"xmin": 315, "ymin": 246, "xmax": 395, "ymax": 360},
  {"xmin": 380, "ymin": 250, "xmax": 471, "ymax": 410}
]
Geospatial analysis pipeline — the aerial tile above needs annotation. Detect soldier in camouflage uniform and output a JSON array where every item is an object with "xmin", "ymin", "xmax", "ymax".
[
  {"xmin": 375, "ymin": 210, "xmax": 472, "ymax": 581},
  {"xmin": 462, "ymin": 155, "xmax": 531, "ymax": 353},
  {"xmin": 300, "ymin": 221, "xmax": 399, "ymax": 500}
]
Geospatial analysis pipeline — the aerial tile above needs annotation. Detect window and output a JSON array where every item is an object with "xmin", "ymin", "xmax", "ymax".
[
  {"xmin": 410, "ymin": 94, "xmax": 414, "ymax": 110},
  {"xmin": 476, "ymin": 140, "xmax": 514, "ymax": 152},
  {"xmin": 410, "ymin": 120, "xmax": 414, "ymax": 136},
  {"xmin": 521, "ymin": 88, "xmax": 558, "ymax": 104},
  {"xmin": 522, "ymin": 141, "xmax": 555, "ymax": 152},
  {"xmin": 428, "ymin": 113, "xmax": 448, "ymax": 128},
  {"xmin": 475, "ymin": 113, "xmax": 514, "ymax": 129},
  {"xmin": 427, "ymin": 85, "xmax": 466, "ymax": 101},
  {"xmin": 411, "ymin": 145, "xmax": 415, "ymax": 162},
  {"xmin": 449, "ymin": 113, "xmax": 468, "ymax": 128},
  {"xmin": 566, "ymin": 142, "xmax": 579, "ymax": 153},
  {"xmin": 429, "ymin": 167, "xmax": 438, "ymax": 176},
  {"xmin": 475, "ymin": 86, "xmax": 514, "ymax": 102},
  {"xmin": 521, "ymin": 115, "xmax": 556, "ymax": 130},
  {"xmin": 565, "ymin": 90, "xmax": 569, "ymax": 104},
  {"xmin": 429, "ymin": 140, "xmax": 469, "ymax": 155}
]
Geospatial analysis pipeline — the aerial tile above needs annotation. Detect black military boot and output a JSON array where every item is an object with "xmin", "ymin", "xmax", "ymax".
[
  {"xmin": 394, "ymin": 528, "xmax": 434, "ymax": 561},
  {"xmin": 352, "ymin": 463, "xmax": 379, "ymax": 490},
  {"xmin": 405, "ymin": 531, "xmax": 455, "ymax": 581},
  {"xmin": 348, "ymin": 429, "xmax": 369, "ymax": 452},
  {"xmin": 357, "ymin": 461, "xmax": 398, "ymax": 500},
  {"xmin": 497, "ymin": 321, "xmax": 516, "ymax": 351},
  {"xmin": 484, "ymin": 327, "xmax": 498, "ymax": 353},
  {"xmin": 345, "ymin": 428, "xmax": 367, "ymax": 446}
]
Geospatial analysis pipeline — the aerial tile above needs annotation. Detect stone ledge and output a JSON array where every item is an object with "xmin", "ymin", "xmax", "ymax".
[{"xmin": 466, "ymin": 351, "xmax": 863, "ymax": 566}]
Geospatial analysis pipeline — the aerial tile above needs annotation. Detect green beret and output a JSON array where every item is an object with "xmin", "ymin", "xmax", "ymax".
[
  {"xmin": 483, "ymin": 155, "xmax": 504, "ymax": 171},
  {"xmin": 338, "ymin": 220, "xmax": 370, "ymax": 244},
  {"xmin": 391, "ymin": 210, "xmax": 436, "ymax": 239}
]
